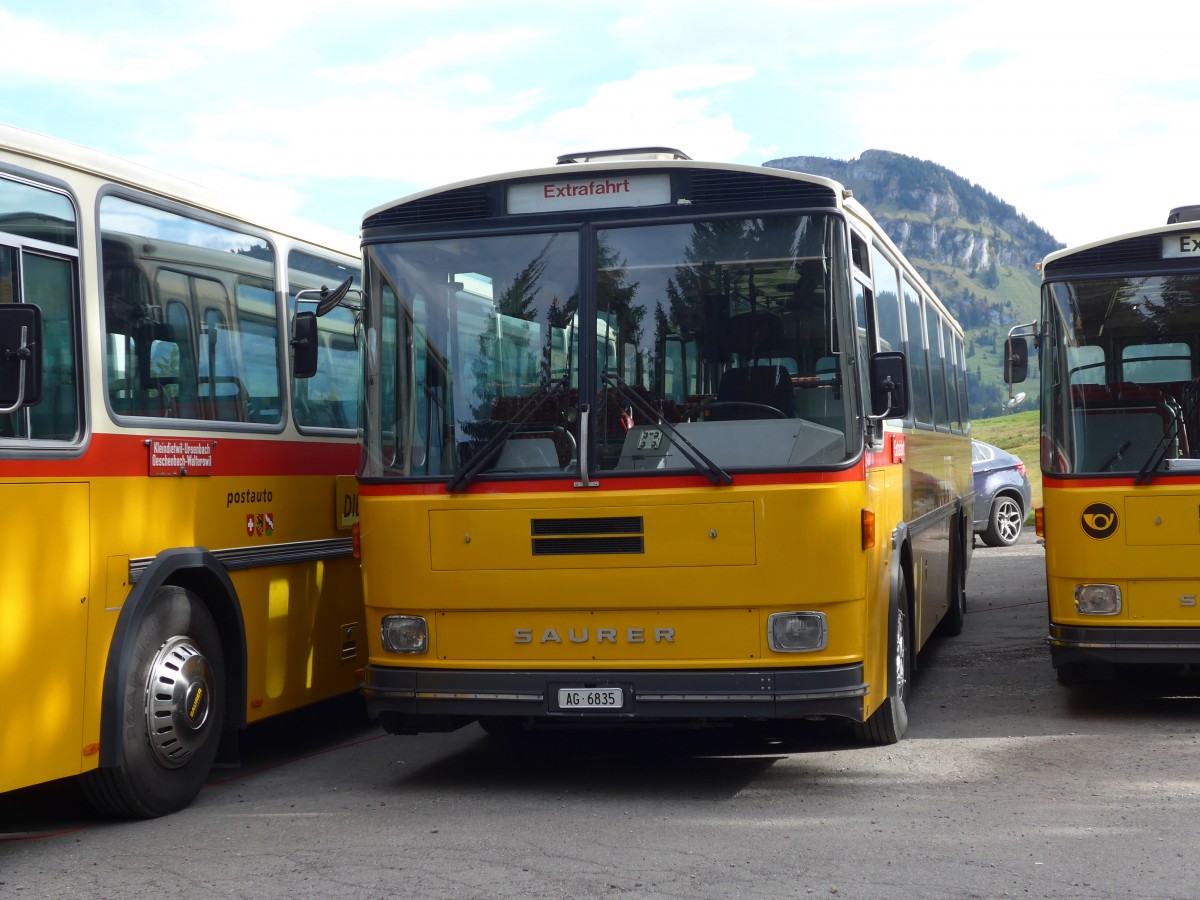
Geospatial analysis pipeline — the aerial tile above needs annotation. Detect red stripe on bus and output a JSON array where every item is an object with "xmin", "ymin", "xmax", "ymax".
[
  {"xmin": 0, "ymin": 433, "xmax": 358, "ymax": 478},
  {"xmin": 1043, "ymin": 475, "xmax": 1200, "ymax": 489},
  {"xmin": 359, "ymin": 464, "xmax": 867, "ymax": 496}
]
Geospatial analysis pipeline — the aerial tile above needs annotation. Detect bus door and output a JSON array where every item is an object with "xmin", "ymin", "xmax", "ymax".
[{"xmin": 0, "ymin": 231, "xmax": 90, "ymax": 793}]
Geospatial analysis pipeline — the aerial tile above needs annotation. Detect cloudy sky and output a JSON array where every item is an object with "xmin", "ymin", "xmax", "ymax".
[{"xmin": 1, "ymin": 1, "xmax": 1194, "ymax": 248}]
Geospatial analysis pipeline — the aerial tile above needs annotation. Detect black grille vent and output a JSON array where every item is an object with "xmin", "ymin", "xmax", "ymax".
[
  {"xmin": 689, "ymin": 171, "xmax": 837, "ymax": 206},
  {"xmin": 363, "ymin": 186, "xmax": 492, "ymax": 230},
  {"xmin": 1044, "ymin": 232, "xmax": 1197, "ymax": 273},
  {"xmin": 531, "ymin": 516, "xmax": 645, "ymax": 556},
  {"xmin": 532, "ymin": 536, "xmax": 645, "ymax": 556},
  {"xmin": 532, "ymin": 516, "xmax": 642, "ymax": 536}
]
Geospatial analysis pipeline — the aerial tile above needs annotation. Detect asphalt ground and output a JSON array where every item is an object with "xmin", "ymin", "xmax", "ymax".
[{"xmin": 4, "ymin": 530, "xmax": 1200, "ymax": 898}]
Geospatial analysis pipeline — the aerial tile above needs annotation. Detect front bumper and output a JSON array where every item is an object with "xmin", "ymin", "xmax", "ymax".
[
  {"xmin": 363, "ymin": 663, "xmax": 868, "ymax": 726},
  {"xmin": 1049, "ymin": 624, "xmax": 1200, "ymax": 666}
]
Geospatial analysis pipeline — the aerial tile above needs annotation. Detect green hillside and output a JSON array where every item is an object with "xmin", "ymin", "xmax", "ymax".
[
  {"xmin": 764, "ymin": 150, "xmax": 1061, "ymax": 421},
  {"xmin": 971, "ymin": 409, "xmax": 1042, "ymax": 511}
]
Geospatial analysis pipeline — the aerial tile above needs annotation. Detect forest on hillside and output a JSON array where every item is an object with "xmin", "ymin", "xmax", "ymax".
[{"xmin": 765, "ymin": 150, "xmax": 1061, "ymax": 418}]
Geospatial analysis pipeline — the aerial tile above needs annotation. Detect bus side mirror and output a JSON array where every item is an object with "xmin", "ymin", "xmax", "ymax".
[
  {"xmin": 869, "ymin": 350, "xmax": 909, "ymax": 419},
  {"xmin": 1004, "ymin": 337, "xmax": 1028, "ymax": 385},
  {"xmin": 291, "ymin": 311, "xmax": 319, "ymax": 379},
  {"xmin": 0, "ymin": 303, "xmax": 43, "ymax": 413}
]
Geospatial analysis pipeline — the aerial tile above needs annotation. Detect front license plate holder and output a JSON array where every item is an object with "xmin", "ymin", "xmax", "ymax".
[{"xmin": 551, "ymin": 683, "xmax": 630, "ymax": 713}]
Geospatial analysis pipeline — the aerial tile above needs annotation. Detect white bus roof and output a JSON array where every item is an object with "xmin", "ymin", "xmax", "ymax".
[
  {"xmin": 1042, "ymin": 209, "xmax": 1200, "ymax": 271},
  {"xmin": 363, "ymin": 156, "xmax": 850, "ymax": 222},
  {"xmin": 0, "ymin": 122, "xmax": 357, "ymax": 257},
  {"xmin": 361, "ymin": 152, "xmax": 956, "ymax": 335}
]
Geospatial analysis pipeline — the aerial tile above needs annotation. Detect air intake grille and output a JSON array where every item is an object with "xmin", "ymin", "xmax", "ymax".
[
  {"xmin": 531, "ymin": 516, "xmax": 645, "ymax": 556},
  {"xmin": 1044, "ymin": 233, "xmax": 1189, "ymax": 273},
  {"xmin": 689, "ymin": 171, "xmax": 837, "ymax": 206},
  {"xmin": 363, "ymin": 186, "xmax": 492, "ymax": 230}
]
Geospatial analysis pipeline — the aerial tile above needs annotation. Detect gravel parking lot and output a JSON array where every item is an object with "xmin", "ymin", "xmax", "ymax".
[{"xmin": 5, "ymin": 531, "xmax": 1200, "ymax": 899}]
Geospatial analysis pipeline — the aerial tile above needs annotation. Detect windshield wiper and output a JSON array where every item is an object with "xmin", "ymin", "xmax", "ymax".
[
  {"xmin": 600, "ymin": 371, "xmax": 732, "ymax": 486},
  {"xmin": 1135, "ymin": 394, "xmax": 1192, "ymax": 485},
  {"xmin": 445, "ymin": 374, "xmax": 571, "ymax": 493}
]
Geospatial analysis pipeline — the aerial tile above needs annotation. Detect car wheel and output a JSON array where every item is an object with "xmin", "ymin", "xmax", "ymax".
[{"xmin": 982, "ymin": 495, "xmax": 1023, "ymax": 547}]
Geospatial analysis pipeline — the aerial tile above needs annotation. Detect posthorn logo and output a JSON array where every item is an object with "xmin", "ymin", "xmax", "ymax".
[{"xmin": 1081, "ymin": 503, "xmax": 1118, "ymax": 539}]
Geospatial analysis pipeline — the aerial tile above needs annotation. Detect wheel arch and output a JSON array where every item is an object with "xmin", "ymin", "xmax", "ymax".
[
  {"xmin": 993, "ymin": 486, "xmax": 1026, "ymax": 512},
  {"xmin": 956, "ymin": 499, "xmax": 974, "ymax": 577},
  {"xmin": 887, "ymin": 522, "xmax": 916, "ymax": 654},
  {"xmin": 855, "ymin": 520, "xmax": 914, "ymax": 742},
  {"xmin": 889, "ymin": 522, "xmax": 913, "ymax": 604},
  {"xmin": 98, "ymin": 548, "xmax": 248, "ymax": 769}
]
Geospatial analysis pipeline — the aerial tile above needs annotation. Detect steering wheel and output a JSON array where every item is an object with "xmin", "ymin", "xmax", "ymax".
[
  {"xmin": 554, "ymin": 425, "xmax": 578, "ymax": 467},
  {"xmin": 684, "ymin": 401, "xmax": 786, "ymax": 420}
]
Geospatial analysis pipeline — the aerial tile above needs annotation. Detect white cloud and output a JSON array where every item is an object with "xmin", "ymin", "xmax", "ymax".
[
  {"xmin": 0, "ymin": 8, "xmax": 204, "ymax": 85},
  {"xmin": 536, "ymin": 66, "xmax": 754, "ymax": 161},
  {"xmin": 4, "ymin": 1, "xmax": 1195, "ymax": 247}
]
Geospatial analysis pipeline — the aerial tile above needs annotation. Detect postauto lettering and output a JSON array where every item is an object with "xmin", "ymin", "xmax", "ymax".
[{"xmin": 226, "ymin": 487, "xmax": 274, "ymax": 508}]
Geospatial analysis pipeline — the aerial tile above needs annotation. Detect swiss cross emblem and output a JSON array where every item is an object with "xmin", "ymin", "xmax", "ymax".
[{"xmin": 245, "ymin": 512, "xmax": 275, "ymax": 538}]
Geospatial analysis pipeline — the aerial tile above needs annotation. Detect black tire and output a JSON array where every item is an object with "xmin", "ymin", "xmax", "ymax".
[
  {"xmin": 80, "ymin": 587, "xmax": 225, "ymax": 818},
  {"xmin": 854, "ymin": 578, "xmax": 911, "ymax": 744},
  {"xmin": 981, "ymin": 495, "xmax": 1023, "ymax": 547}
]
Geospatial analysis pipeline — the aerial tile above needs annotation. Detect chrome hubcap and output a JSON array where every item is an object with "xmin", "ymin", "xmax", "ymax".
[{"xmin": 144, "ymin": 636, "xmax": 214, "ymax": 768}]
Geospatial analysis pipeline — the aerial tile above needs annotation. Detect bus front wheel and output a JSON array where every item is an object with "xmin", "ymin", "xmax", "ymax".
[
  {"xmin": 81, "ymin": 586, "xmax": 226, "ymax": 818},
  {"xmin": 854, "ymin": 579, "xmax": 911, "ymax": 745}
]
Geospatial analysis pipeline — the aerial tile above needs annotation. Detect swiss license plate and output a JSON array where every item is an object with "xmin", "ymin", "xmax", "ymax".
[{"xmin": 557, "ymin": 687, "xmax": 624, "ymax": 710}]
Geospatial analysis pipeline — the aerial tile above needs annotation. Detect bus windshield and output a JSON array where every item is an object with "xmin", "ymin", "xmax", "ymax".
[
  {"xmin": 366, "ymin": 212, "xmax": 857, "ymax": 481},
  {"xmin": 1042, "ymin": 273, "xmax": 1200, "ymax": 475}
]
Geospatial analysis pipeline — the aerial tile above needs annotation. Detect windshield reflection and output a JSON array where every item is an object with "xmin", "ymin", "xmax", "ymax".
[
  {"xmin": 1042, "ymin": 274, "xmax": 1200, "ymax": 477},
  {"xmin": 364, "ymin": 213, "xmax": 858, "ymax": 483}
]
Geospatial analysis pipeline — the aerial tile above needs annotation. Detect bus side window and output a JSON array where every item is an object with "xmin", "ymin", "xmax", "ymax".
[
  {"xmin": 4, "ymin": 252, "xmax": 79, "ymax": 440},
  {"xmin": 106, "ymin": 254, "xmax": 164, "ymax": 418},
  {"xmin": 235, "ymin": 278, "xmax": 281, "ymax": 423},
  {"xmin": 0, "ymin": 176, "xmax": 79, "ymax": 442},
  {"xmin": 294, "ymin": 305, "xmax": 357, "ymax": 429},
  {"xmin": 925, "ymin": 302, "xmax": 949, "ymax": 428},
  {"xmin": 904, "ymin": 280, "xmax": 933, "ymax": 427},
  {"xmin": 952, "ymin": 333, "xmax": 968, "ymax": 432},
  {"xmin": 870, "ymin": 244, "xmax": 906, "ymax": 422}
]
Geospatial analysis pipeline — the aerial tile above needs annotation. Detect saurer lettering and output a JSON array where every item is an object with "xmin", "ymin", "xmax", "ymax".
[{"xmin": 514, "ymin": 627, "xmax": 675, "ymax": 644}]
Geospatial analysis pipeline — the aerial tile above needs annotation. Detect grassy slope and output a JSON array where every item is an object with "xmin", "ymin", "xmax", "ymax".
[{"xmin": 970, "ymin": 408, "xmax": 1042, "ymax": 511}]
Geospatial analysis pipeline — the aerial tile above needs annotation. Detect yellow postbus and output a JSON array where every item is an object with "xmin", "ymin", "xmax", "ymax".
[
  {"xmin": 337, "ymin": 148, "xmax": 972, "ymax": 743},
  {"xmin": 1008, "ymin": 205, "xmax": 1200, "ymax": 684},
  {"xmin": 0, "ymin": 124, "xmax": 363, "ymax": 817}
]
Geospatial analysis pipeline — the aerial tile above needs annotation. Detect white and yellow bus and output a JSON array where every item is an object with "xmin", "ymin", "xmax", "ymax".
[
  {"xmin": 341, "ymin": 148, "xmax": 972, "ymax": 743},
  {"xmin": 1008, "ymin": 205, "xmax": 1200, "ymax": 684},
  {"xmin": 0, "ymin": 124, "xmax": 363, "ymax": 817}
]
